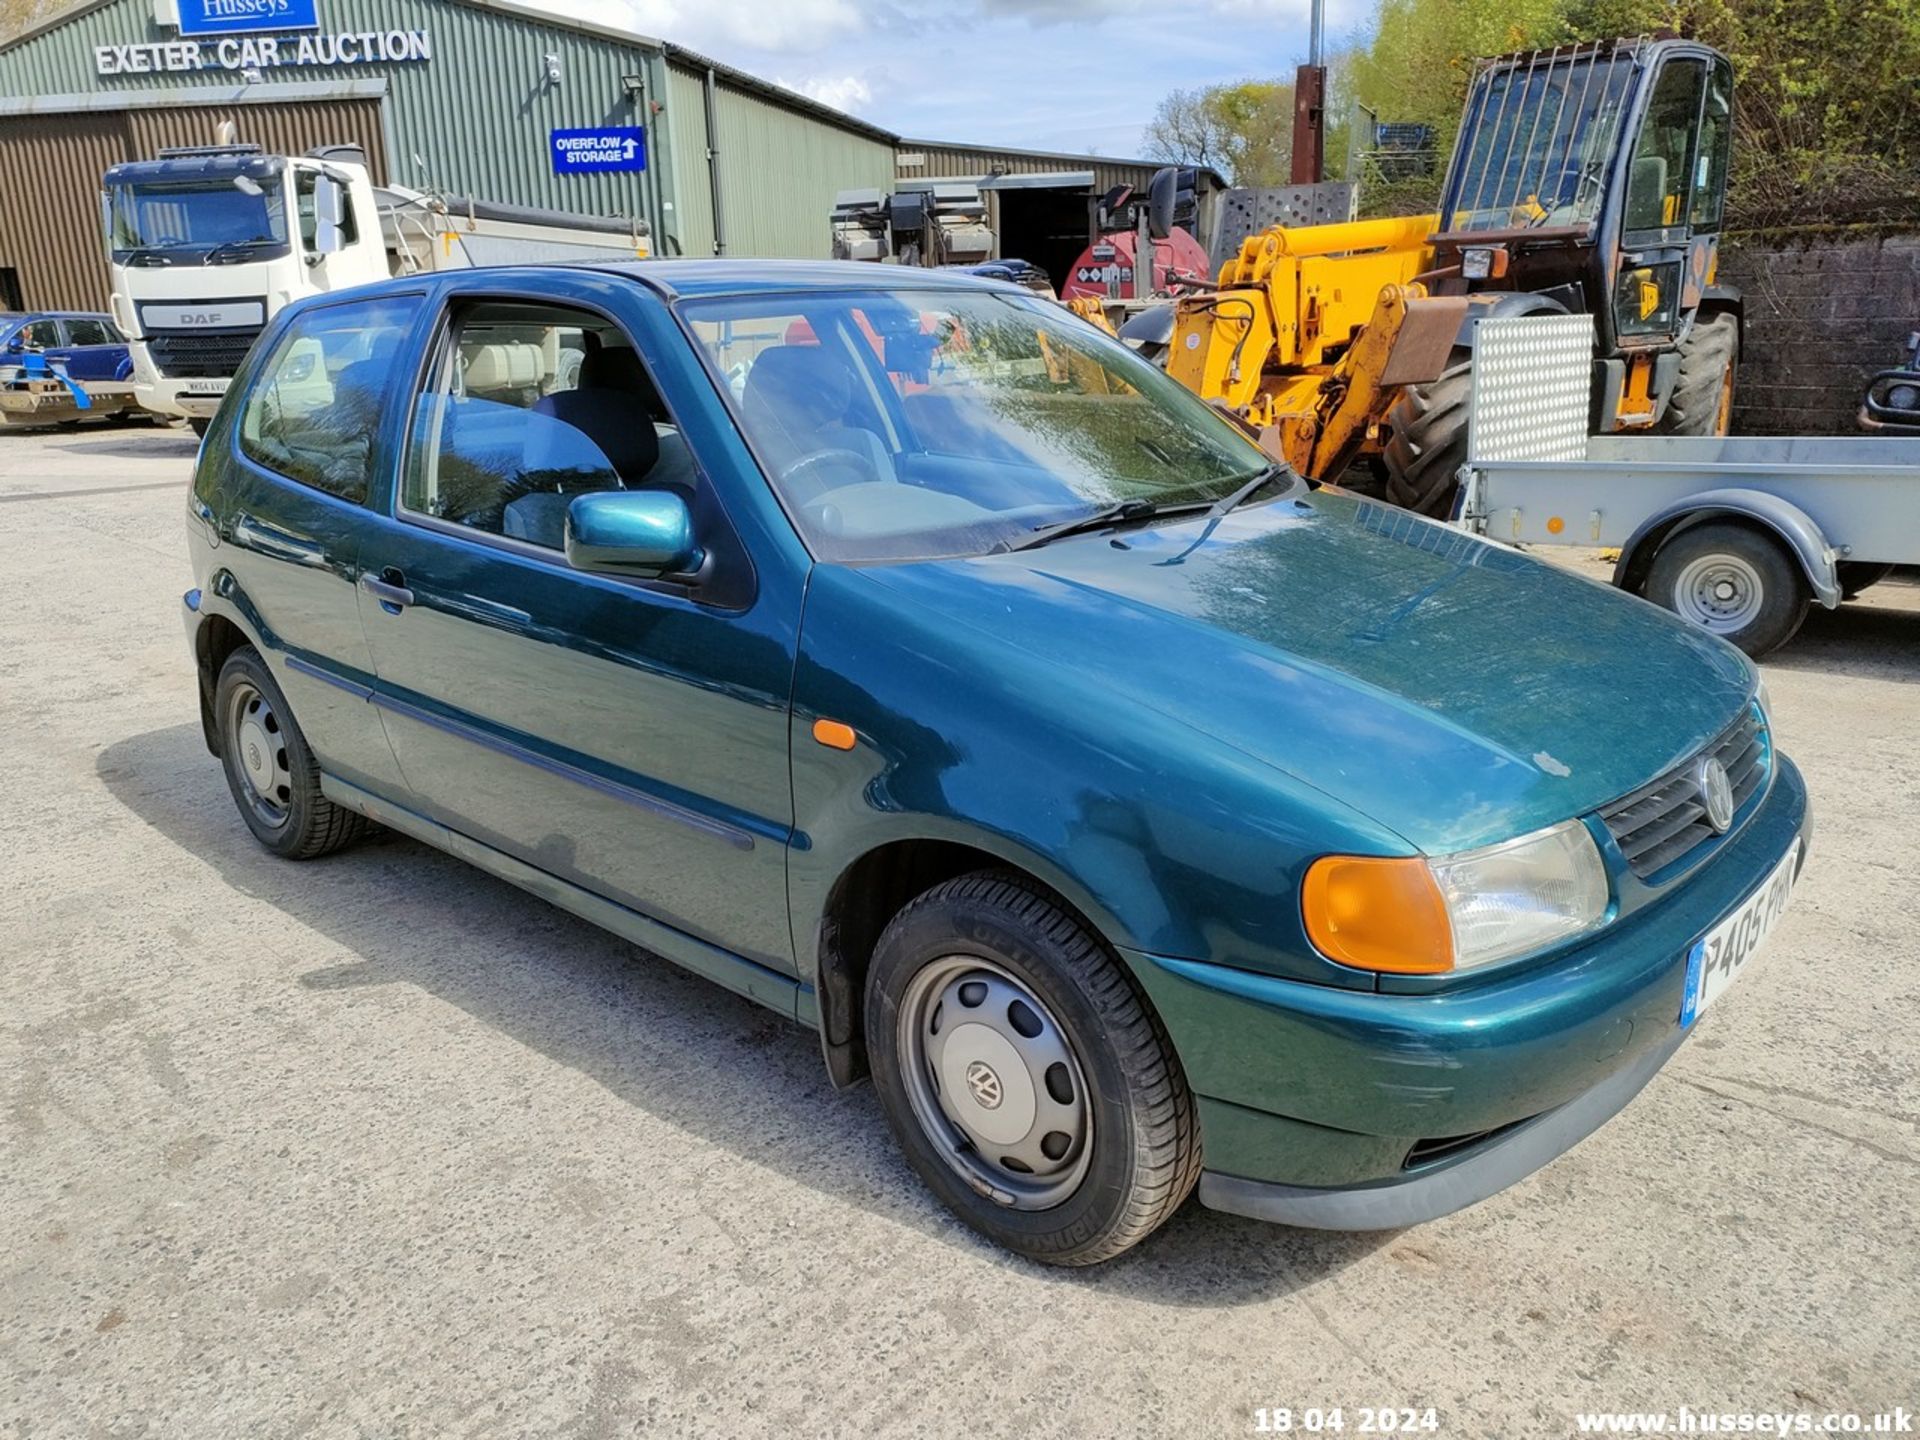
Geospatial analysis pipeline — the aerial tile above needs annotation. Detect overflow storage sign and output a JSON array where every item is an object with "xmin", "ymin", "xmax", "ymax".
[{"xmin": 551, "ymin": 128, "xmax": 647, "ymax": 175}]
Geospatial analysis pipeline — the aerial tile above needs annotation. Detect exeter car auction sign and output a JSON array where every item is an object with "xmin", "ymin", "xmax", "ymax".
[
  {"xmin": 95, "ymin": 28, "xmax": 432, "ymax": 75},
  {"xmin": 93, "ymin": 0, "xmax": 432, "ymax": 76},
  {"xmin": 550, "ymin": 128, "xmax": 648, "ymax": 175}
]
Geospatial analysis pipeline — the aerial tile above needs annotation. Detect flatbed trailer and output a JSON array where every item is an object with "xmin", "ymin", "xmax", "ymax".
[
  {"xmin": 1461, "ymin": 434, "xmax": 1920, "ymax": 655},
  {"xmin": 1457, "ymin": 316, "xmax": 1920, "ymax": 656}
]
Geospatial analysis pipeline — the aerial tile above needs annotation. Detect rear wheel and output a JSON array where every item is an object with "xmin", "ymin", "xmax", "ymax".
[
  {"xmin": 866, "ymin": 871, "xmax": 1201, "ymax": 1266},
  {"xmin": 1643, "ymin": 523, "xmax": 1808, "ymax": 657},
  {"xmin": 1658, "ymin": 311, "xmax": 1739, "ymax": 435},
  {"xmin": 1382, "ymin": 344, "xmax": 1472, "ymax": 517},
  {"xmin": 215, "ymin": 646, "xmax": 371, "ymax": 858}
]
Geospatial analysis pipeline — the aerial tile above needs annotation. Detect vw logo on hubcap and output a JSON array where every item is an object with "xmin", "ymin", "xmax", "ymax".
[
  {"xmin": 963, "ymin": 1060, "xmax": 1004, "ymax": 1110},
  {"xmin": 1697, "ymin": 756, "xmax": 1735, "ymax": 834}
]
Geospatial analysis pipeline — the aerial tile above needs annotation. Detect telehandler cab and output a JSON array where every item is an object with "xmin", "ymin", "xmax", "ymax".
[{"xmin": 1159, "ymin": 37, "xmax": 1741, "ymax": 514}]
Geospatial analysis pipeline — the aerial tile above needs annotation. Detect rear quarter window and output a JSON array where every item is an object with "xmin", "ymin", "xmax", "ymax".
[{"xmin": 238, "ymin": 295, "xmax": 421, "ymax": 504}]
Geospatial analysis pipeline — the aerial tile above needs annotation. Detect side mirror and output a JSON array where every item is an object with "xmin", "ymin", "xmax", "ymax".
[
  {"xmin": 565, "ymin": 490, "xmax": 703, "ymax": 580},
  {"xmin": 313, "ymin": 175, "xmax": 347, "ymax": 258}
]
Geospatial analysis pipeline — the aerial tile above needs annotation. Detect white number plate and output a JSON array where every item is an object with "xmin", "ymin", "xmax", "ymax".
[
  {"xmin": 183, "ymin": 379, "xmax": 230, "ymax": 396},
  {"xmin": 1681, "ymin": 838, "xmax": 1800, "ymax": 1026}
]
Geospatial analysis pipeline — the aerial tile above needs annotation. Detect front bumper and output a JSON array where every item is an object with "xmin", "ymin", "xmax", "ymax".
[{"xmin": 1121, "ymin": 754, "xmax": 1809, "ymax": 1228}]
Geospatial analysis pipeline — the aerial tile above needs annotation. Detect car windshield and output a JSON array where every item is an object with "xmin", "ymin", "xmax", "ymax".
[
  {"xmin": 107, "ymin": 178, "xmax": 290, "ymax": 260},
  {"xmin": 681, "ymin": 287, "xmax": 1271, "ymax": 561}
]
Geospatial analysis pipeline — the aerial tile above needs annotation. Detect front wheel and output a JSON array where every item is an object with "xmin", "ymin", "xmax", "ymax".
[
  {"xmin": 1643, "ymin": 523, "xmax": 1809, "ymax": 657},
  {"xmin": 188, "ymin": 417, "xmax": 211, "ymax": 438},
  {"xmin": 866, "ymin": 872, "xmax": 1201, "ymax": 1266},
  {"xmin": 1658, "ymin": 311, "xmax": 1739, "ymax": 435}
]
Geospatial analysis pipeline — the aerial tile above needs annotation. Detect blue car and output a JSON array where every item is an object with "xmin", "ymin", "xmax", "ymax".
[
  {"xmin": 1, "ymin": 311, "xmax": 136, "ymax": 428},
  {"xmin": 0, "ymin": 311, "xmax": 131, "ymax": 384}
]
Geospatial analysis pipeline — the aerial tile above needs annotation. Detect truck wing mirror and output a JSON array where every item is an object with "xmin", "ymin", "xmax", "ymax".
[{"xmin": 313, "ymin": 175, "xmax": 347, "ymax": 258}]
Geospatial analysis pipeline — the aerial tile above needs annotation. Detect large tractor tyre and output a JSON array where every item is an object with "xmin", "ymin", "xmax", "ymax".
[
  {"xmin": 1658, "ymin": 311, "xmax": 1739, "ymax": 436},
  {"xmin": 1382, "ymin": 346, "xmax": 1473, "ymax": 517},
  {"xmin": 1642, "ymin": 522, "xmax": 1809, "ymax": 657}
]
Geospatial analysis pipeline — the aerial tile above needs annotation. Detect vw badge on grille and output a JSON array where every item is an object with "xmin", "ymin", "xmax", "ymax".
[
  {"xmin": 1697, "ymin": 756, "xmax": 1735, "ymax": 833},
  {"xmin": 964, "ymin": 1061, "xmax": 1003, "ymax": 1110}
]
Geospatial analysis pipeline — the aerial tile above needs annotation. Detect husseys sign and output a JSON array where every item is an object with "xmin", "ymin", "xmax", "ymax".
[{"xmin": 94, "ymin": 0, "xmax": 432, "ymax": 76}]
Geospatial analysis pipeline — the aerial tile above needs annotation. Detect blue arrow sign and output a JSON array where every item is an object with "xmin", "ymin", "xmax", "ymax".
[{"xmin": 550, "ymin": 127, "xmax": 647, "ymax": 175}]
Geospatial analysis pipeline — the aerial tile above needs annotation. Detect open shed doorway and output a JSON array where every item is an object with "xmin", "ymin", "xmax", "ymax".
[{"xmin": 985, "ymin": 177, "xmax": 1095, "ymax": 294}]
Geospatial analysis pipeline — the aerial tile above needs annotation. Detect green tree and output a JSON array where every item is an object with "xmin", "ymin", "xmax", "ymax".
[{"xmin": 1143, "ymin": 80, "xmax": 1295, "ymax": 185}]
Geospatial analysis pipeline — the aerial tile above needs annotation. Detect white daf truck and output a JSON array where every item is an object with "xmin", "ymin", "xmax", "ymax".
[{"xmin": 103, "ymin": 141, "xmax": 650, "ymax": 430}]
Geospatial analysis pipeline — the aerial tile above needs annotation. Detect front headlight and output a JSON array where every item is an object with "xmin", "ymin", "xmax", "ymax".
[{"xmin": 1303, "ymin": 819, "xmax": 1609, "ymax": 974}]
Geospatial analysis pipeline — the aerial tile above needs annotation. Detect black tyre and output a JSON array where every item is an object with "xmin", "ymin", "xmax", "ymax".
[
  {"xmin": 1382, "ymin": 344, "xmax": 1471, "ymax": 517},
  {"xmin": 1658, "ymin": 311, "xmax": 1739, "ymax": 436},
  {"xmin": 1643, "ymin": 523, "xmax": 1809, "ymax": 657},
  {"xmin": 866, "ymin": 871, "xmax": 1201, "ymax": 1266},
  {"xmin": 214, "ymin": 646, "xmax": 370, "ymax": 858},
  {"xmin": 188, "ymin": 417, "xmax": 211, "ymax": 438},
  {"xmin": 1838, "ymin": 561, "xmax": 1895, "ymax": 600}
]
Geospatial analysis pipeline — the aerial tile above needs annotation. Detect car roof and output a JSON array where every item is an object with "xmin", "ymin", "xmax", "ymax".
[
  {"xmin": 591, "ymin": 258, "xmax": 1030, "ymax": 302},
  {"xmin": 5, "ymin": 310, "xmax": 114, "ymax": 322}
]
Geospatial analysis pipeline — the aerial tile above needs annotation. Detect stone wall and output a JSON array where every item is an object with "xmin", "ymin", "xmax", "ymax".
[{"xmin": 1718, "ymin": 231, "xmax": 1920, "ymax": 435}]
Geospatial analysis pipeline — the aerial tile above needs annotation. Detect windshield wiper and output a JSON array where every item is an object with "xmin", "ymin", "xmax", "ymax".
[
  {"xmin": 1206, "ymin": 463, "xmax": 1294, "ymax": 522},
  {"xmin": 205, "ymin": 238, "xmax": 275, "ymax": 263},
  {"xmin": 1004, "ymin": 498, "xmax": 1165, "ymax": 553}
]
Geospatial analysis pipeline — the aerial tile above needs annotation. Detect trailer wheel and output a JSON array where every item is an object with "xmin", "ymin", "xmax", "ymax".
[
  {"xmin": 1643, "ymin": 523, "xmax": 1808, "ymax": 656},
  {"xmin": 1382, "ymin": 345, "xmax": 1471, "ymax": 517},
  {"xmin": 1658, "ymin": 312, "xmax": 1739, "ymax": 435}
]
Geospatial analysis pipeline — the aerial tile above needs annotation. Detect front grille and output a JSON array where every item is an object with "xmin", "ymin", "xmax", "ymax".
[
  {"xmin": 147, "ymin": 326, "xmax": 263, "ymax": 379},
  {"xmin": 1600, "ymin": 708, "xmax": 1769, "ymax": 880}
]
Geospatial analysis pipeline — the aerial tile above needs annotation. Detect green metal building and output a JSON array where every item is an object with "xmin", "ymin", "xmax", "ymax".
[{"xmin": 0, "ymin": 0, "xmax": 899, "ymax": 308}]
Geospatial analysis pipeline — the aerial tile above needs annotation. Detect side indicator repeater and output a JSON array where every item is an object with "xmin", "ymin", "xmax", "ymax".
[{"xmin": 812, "ymin": 718, "xmax": 858, "ymax": 751}]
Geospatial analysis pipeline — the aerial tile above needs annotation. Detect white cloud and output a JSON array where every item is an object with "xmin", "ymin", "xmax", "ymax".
[
  {"xmin": 775, "ymin": 73, "xmax": 876, "ymax": 114},
  {"xmin": 545, "ymin": 0, "xmax": 868, "ymax": 54}
]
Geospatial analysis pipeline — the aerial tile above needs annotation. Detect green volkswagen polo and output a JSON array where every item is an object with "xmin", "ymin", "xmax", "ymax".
[{"xmin": 182, "ymin": 262, "xmax": 1808, "ymax": 1265}]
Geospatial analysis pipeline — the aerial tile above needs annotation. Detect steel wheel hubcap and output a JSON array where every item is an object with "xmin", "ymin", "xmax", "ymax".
[
  {"xmin": 899, "ymin": 957, "xmax": 1092, "ymax": 1211},
  {"xmin": 1674, "ymin": 554, "xmax": 1763, "ymax": 632},
  {"xmin": 226, "ymin": 682, "xmax": 292, "ymax": 827}
]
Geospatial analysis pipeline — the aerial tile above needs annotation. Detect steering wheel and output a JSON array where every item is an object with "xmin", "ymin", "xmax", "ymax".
[{"xmin": 780, "ymin": 446, "xmax": 884, "ymax": 505}]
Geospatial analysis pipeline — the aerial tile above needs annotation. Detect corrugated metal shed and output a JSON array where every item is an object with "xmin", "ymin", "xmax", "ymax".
[
  {"xmin": 0, "ymin": 0, "xmax": 900, "ymax": 291},
  {"xmin": 667, "ymin": 63, "xmax": 896, "ymax": 259},
  {"xmin": 896, "ymin": 140, "xmax": 1191, "ymax": 195}
]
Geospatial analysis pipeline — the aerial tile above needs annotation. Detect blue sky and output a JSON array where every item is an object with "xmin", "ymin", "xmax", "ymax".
[{"xmin": 531, "ymin": 0, "xmax": 1375, "ymax": 158}]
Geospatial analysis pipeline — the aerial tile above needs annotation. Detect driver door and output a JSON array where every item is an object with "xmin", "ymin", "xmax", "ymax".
[{"xmin": 354, "ymin": 281, "xmax": 801, "ymax": 974}]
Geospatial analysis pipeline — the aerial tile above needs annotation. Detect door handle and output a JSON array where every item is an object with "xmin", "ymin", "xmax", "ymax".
[{"xmin": 360, "ymin": 570, "xmax": 414, "ymax": 611}]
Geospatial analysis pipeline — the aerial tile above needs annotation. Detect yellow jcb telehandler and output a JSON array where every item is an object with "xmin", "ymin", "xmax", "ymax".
[{"xmin": 1144, "ymin": 37, "xmax": 1742, "ymax": 515}]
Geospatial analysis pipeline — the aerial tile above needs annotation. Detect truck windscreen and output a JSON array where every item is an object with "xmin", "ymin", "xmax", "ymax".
[{"xmin": 108, "ymin": 179, "xmax": 290, "ymax": 263}]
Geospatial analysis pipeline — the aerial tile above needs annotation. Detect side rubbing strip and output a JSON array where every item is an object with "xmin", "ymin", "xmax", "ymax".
[
  {"xmin": 284, "ymin": 654, "xmax": 374, "ymax": 701},
  {"xmin": 371, "ymin": 689, "xmax": 756, "ymax": 851}
]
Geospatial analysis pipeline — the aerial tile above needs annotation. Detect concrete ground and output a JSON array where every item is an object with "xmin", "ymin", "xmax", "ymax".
[{"xmin": 1, "ymin": 425, "xmax": 1915, "ymax": 1439}]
